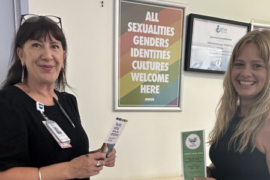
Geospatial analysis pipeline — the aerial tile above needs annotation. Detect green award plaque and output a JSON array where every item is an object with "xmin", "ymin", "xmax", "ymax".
[{"xmin": 181, "ymin": 130, "xmax": 206, "ymax": 180}]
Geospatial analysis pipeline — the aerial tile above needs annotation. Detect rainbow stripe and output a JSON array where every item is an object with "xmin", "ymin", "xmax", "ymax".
[{"xmin": 116, "ymin": 117, "xmax": 128, "ymax": 122}]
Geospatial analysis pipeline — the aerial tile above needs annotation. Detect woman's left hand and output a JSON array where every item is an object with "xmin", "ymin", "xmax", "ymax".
[{"xmin": 105, "ymin": 148, "xmax": 116, "ymax": 167}]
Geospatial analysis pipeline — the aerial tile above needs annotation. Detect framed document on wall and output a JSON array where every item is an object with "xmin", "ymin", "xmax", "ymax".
[
  {"xmin": 185, "ymin": 14, "xmax": 251, "ymax": 74},
  {"xmin": 251, "ymin": 23, "xmax": 270, "ymax": 31},
  {"xmin": 114, "ymin": 0, "xmax": 187, "ymax": 111}
]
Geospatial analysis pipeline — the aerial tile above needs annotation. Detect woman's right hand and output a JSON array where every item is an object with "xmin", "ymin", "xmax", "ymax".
[{"xmin": 66, "ymin": 152, "xmax": 106, "ymax": 179}]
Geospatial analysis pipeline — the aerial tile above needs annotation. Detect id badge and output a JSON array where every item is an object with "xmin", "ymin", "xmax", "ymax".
[
  {"xmin": 42, "ymin": 121, "xmax": 72, "ymax": 149},
  {"xmin": 46, "ymin": 120, "xmax": 70, "ymax": 143}
]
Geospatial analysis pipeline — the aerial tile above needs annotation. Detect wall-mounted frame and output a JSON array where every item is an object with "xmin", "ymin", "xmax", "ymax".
[
  {"xmin": 185, "ymin": 14, "xmax": 251, "ymax": 74},
  {"xmin": 251, "ymin": 22, "xmax": 270, "ymax": 31},
  {"xmin": 114, "ymin": 0, "xmax": 187, "ymax": 111}
]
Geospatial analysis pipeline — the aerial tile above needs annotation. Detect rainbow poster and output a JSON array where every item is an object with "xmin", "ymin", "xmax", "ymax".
[{"xmin": 115, "ymin": 0, "xmax": 186, "ymax": 110}]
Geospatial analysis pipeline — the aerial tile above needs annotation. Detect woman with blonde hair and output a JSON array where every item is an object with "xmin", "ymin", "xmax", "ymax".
[{"xmin": 206, "ymin": 30, "xmax": 270, "ymax": 180}]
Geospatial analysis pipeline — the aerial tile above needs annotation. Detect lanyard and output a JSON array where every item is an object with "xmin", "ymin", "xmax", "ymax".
[
  {"xmin": 36, "ymin": 98, "xmax": 75, "ymax": 128},
  {"xmin": 36, "ymin": 98, "xmax": 73, "ymax": 148},
  {"xmin": 53, "ymin": 97, "xmax": 75, "ymax": 128}
]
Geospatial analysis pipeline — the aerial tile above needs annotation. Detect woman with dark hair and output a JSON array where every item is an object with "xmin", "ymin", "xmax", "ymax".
[{"xmin": 0, "ymin": 14, "xmax": 116, "ymax": 180}]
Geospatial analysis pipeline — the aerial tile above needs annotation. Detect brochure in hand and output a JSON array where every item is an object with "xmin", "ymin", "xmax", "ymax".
[
  {"xmin": 181, "ymin": 130, "xmax": 206, "ymax": 180},
  {"xmin": 90, "ymin": 117, "xmax": 128, "ymax": 155}
]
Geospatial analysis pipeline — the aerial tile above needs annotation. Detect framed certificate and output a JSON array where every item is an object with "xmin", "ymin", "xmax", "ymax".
[
  {"xmin": 185, "ymin": 14, "xmax": 251, "ymax": 74},
  {"xmin": 114, "ymin": 0, "xmax": 187, "ymax": 111},
  {"xmin": 251, "ymin": 23, "xmax": 270, "ymax": 31}
]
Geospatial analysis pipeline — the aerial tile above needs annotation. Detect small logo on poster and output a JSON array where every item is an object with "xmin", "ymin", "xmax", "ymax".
[
  {"xmin": 185, "ymin": 134, "xmax": 201, "ymax": 149},
  {"xmin": 216, "ymin": 25, "xmax": 220, "ymax": 33},
  {"xmin": 216, "ymin": 25, "xmax": 227, "ymax": 33},
  {"xmin": 215, "ymin": 60, "xmax": 222, "ymax": 67}
]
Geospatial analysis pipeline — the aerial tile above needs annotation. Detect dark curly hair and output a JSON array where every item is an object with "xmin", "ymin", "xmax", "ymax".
[{"xmin": 1, "ymin": 16, "xmax": 69, "ymax": 91}]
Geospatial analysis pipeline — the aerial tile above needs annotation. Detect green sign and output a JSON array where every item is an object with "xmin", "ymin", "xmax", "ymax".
[{"xmin": 181, "ymin": 130, "xmax": 206, "ymax": 180}]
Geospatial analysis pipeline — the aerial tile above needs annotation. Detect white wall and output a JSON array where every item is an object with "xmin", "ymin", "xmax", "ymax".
[{"xmin": 28, "ymin": 0, "xmax": 270, "ymax": 180}]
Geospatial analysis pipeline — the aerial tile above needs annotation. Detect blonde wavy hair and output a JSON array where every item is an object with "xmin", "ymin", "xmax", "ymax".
[{"xmin": 208, "ymin": 30, "xmax": 270, "ymax": 152}]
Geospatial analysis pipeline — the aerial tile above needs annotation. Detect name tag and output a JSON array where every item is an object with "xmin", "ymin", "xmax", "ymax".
[
  {"xmin": 42, "ymin": 120, "xmax": 72, "ymax": 149},
  {"xmin": 46, "ymin": 120, "xmax": 70, "ymax": 143},
  {"xmin": 37, "ymin": 101, "xmax": 72, "ymax": 149}
]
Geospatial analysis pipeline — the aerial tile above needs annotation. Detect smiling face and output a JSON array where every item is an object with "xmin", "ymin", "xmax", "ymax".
[
  {"xmin": 17, "ymin": 35, "xmax": 65, "ymax": 87},
  {"xmin": 231, "ymin": 42, "xmax": 267, "ymax": 102}
]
